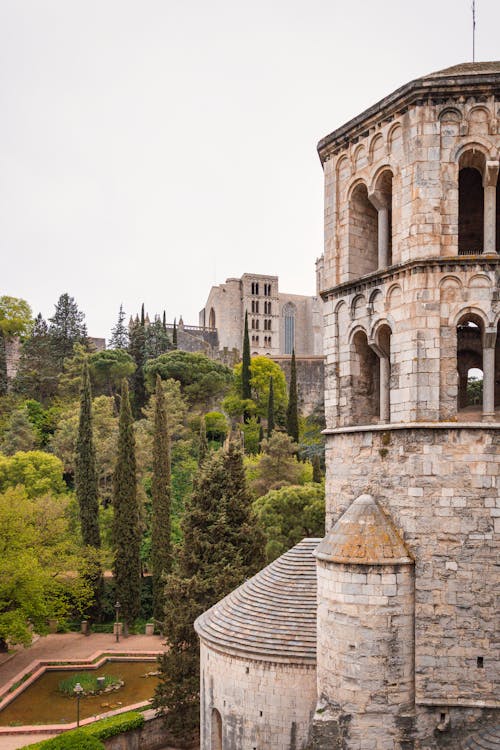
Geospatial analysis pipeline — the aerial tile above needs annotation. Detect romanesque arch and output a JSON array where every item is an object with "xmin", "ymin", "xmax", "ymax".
[
  {"xmin": 348, "ymin": 181, "xmax": 378, "ymax": 278},
  {"xmin": 211, "ymin": 708, "xmax": 222, "ymax": 750},
  {"xmin": 350, "ymin": 327, "xmax": 379, "ymax": 424},
  {"xmin": 208, "ymin": 307, "xmax": 216, "ymax": 329},
  {"xmin": 457, "ymin": 144, "xmax": 498, "ymax": 255}
]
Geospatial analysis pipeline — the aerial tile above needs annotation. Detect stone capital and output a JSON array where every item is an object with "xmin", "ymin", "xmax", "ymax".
[
  {"xmin": 483, "ymin": 160, "xmax": 499, "ymax": 188},
  {"xmin": 483, "ymin": 327, "xmax": 497, "ymax": 349},
  {"xmin": 368, "ymin": 189, "xmax": 391, "ymax": 211}
]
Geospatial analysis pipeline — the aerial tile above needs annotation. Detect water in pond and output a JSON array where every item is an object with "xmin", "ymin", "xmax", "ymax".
[{"xmin": 0, "ymin": 660, "xmax": 159, "ymax": 726}]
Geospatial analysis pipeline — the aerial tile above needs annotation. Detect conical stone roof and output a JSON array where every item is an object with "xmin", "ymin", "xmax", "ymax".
[
  {"xmin": 314, "ymin": 494, "xmax": 413, "ymax": 566},
  {"xmin": 194, "ymin": 538, "xmax": 319, "ymax": 664},
  {"xmin": 463, "ymin": 724, "xmax": 500, "ymax": 749}
]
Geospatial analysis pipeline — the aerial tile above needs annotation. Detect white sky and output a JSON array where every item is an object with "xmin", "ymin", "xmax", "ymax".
[{"xmin": 1, "ymin": 0, "xmax": 499, "ymax": 340}]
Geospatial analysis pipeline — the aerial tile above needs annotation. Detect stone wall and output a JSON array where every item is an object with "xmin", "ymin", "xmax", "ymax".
[
  {"xmin": 103, "ymin": 710, "xmax": 197, "ymax": 750},
  {"xmin": 199, "ymin": 644, "xmax": 316, "ymax": 750},
  {"xmin": 273, "ymin": 355, "xmax": 325, "ymax": 417},
  {"xmin": 324, "ymin": 424, "xmax": 499, "ymax": 746}
]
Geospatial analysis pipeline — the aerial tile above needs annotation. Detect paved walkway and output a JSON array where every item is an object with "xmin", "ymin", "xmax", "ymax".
[{"xmin": 0, "ymin": 633, "xmax": 165, "ymax": 750}]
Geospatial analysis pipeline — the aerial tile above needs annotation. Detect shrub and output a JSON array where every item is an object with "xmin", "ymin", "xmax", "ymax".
[
  {"xmin": 32, "ymin": 733, "xmax": 104, "ymax": 749},
  {"xmin": 20, "ymin": 711, "xmax": 145, "ymax": 748}
]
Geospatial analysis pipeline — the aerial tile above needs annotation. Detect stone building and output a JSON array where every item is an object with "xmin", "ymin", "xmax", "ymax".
[
  {"xmin": 196, "ymin": 62, "xmax": 500, "ymax": 749},
  {"xmin": 199, "ymin": 272, "xmax": 323, "ymax": 357}
]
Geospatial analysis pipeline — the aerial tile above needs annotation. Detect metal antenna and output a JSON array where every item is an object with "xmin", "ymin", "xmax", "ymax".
[{"xmin": 472, "ymin": 0, "xmax": 476, "ymax": 62}]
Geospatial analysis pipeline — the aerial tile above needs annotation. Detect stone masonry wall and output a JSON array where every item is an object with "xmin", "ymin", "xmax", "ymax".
[
  {"xmin": 273, "ymin": 355, "xmax": 325, "ymax": 417},
  {"xmin": 199, "ymin": 643, "xmax": 316, "ymax": 750},
  {"xmin": 324, "ymin": 425, "xmax": 499, "ymax": 731},
  {"xmin": 315, "ymin": 560, "xmax": 415, "ymax": 750}
]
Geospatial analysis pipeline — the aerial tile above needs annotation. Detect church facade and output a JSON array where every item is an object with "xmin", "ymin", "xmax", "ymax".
[{"xmin": 196, "ymin": 63, "xmax": 500, "ymax": 749}]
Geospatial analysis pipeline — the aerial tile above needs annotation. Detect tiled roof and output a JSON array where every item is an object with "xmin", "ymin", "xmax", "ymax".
[
  {"xmin": 315, "ymin": 494, "xmax": 413, "ymax": 565},
  {"xmin": 463, "ymin": 724, "xmax": 500, "ymax": 749},
  {"xmin": 428, "ymin": 61, "xmax": 500, "ymax": 78},
  {"xmin": 194, "ymin": 538, "xmax": 319, "ymax": 664}
]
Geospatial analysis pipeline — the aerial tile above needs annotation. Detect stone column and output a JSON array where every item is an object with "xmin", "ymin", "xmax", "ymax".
[
  {"xmin": 483, "ymin": 161, "xmax": 499, "ymax": 254},
  {"xmin": 368, "ymin": 189, "xmax": 391, "ymax": 269},
  {"xmin": 482, "ymin": 327, "xmax": 497, "ymax": 421},
  {"xmin": 369, "ymin": 339, "xmax": 390, "ymax": 423}
]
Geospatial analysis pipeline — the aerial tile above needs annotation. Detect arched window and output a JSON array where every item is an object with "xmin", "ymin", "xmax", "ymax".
[
  {"xmin": 369, "ymin": 170, "xmax": 393, "ymax": 267},
  {"xmin": 348, "ymin": 183, "xmax": 378, "ymax": 278},
  {"xmin": 211, "ymin": 708, "xmax": 222, "ymax": 750},
  {"xmin": 458, "ymin": 151, "xmax": 485, "ymax": 254},
  {"xmin": 457, "ymin": 314, "xmax": 484, "ymax": 413},
  {"xmin": 283, "ymin": 303, "xmax": 296, "ymax": 355},
  {"xmin": 351, "ymin": 330, "xmax": 379, "ymax": 424},
  {"xmin": 208, "ymin": 308, "xmax": 216, "ymax": 329}
]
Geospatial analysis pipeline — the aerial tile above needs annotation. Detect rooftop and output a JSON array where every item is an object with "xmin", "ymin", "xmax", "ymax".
[
  {"xmin": 315, "ymin": 494, "xmax": 413, "ymax": 566},
  {"xmin": 318, "ymin": 61, "xmax": 500, "ymax": 162},
  {"xmin": 194, "ymin": 538, "xmax": 319, "ymax": 664}
]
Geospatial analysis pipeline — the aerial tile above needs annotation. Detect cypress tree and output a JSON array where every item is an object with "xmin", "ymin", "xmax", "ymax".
[
  {"xmin": 312, "ymin": 454, "xmax": 322, "ymax": 483},
  {"xmin": 75, "ymin": 361, "xmax": 103, "ymax": 616},
  {"xmin": 172, "ymin": 318, "xmax": 177, "ymax": 349},
  {"xmin": 242, "ymin": 311, "xmax": 251, "ymax": 400},
  {"xmin": 267, "ymin": 376, "xmax": 275, "ymax": 438},
  {"xmin": 162, "ymin": 311, "xmax": 167, "ymax": 330},
  {"xmin": 198, "ymin": 415, "xmax": 208, "ymax": 464},
  {"xmin": 286, "ymin": 349, "xmax": 299, "ymax": 443},
  {"xmin": 112, "ymin": 379, "xmax": 141, "ymax": 632},
  {"xmin": 0, "ymin": 332, "xmax": 7, "ymax": 396},
  {"xmin": 128, "ymin": 313, "xmax": 147, "ymax": 418},
  {"xmin": 153, "ymin": 441, "xmax": 265, "ymax": 737},
  {"xmin": 75, "ymin": 361, "xmax": 101, "ymax": 549},
  {"xmin": 151, "ymin": 375, "xmax": 172, "ymax": 623}
]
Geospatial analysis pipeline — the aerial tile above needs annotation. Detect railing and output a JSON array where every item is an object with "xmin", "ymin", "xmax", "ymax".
[{"xmin": 458, "ymin": 248, "xmax": 484, "ymax": 255}]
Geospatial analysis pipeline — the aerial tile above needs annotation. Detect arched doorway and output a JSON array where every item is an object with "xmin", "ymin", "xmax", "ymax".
[{"xmin": 211, "ymin": 708, "xmax": 222, "ymax": 750}]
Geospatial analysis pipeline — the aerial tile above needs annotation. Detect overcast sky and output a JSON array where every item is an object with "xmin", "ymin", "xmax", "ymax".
[{"xmin": 1, "ymin": 0, "xmax": 499, "ymax": 340}]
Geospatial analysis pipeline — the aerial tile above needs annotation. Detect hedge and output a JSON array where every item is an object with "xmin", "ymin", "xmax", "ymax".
[{"xmin": 20, "ymin": 711, "xmax": 145, "ymax": 748}]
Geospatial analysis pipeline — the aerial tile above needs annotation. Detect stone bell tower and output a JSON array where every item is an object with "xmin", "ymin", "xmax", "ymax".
[{"xmin": 314, "ymin": 63, "xmax": 500, "ymax": 749}]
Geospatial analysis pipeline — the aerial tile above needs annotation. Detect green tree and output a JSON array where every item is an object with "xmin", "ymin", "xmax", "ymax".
[
  {"xmin": 198, "ymin": 416, "xmax": 208, "ymax": 464},
  {"xmin": 312, "ymin": 454, "xmax": 322, "ymax": 482},
  {"xmin": 249, "ymin": 432, "xmax": 303, "ymax": 498},
  {"xmin": 204, "ymin": 411, "xmax": 228, "ymax": 444},
  {"xmin": 112, "ymin": 380, "xmax": 141, "ymax": 631},
  {"xmin": 286, "ymin": 349, "xmax": 299, "ymax": 443},
  {"xmin": 49, "ymin": 294, "xmax": 88, "ymax": 370},
  {"xmin": 153, "ymin": 442, "xmax": 264, "ymax": 736},
  {"xmin": 128, "ymin": 315, "xmax": 147, "ymax": 418},
  {"xmin": 232, "ymin": 356, "xmax": 287, "ymax": 420},
  {"xmin": 253, "ymin": 482, "xmax": 325, "ymax": 562},
  {"xmin": 172, "ymin": 319, "xmax": 177, "ymax": 349},
  {"xmin": 144, "ymin": 351, "xmax": 233, "ymax": 408},
  {"xmin": 145, "ymin": 318, "xmax": 171, "ymax": 359},
  {"xmin": 0, "ymin": 296, "xmax": 33, "ymax": 338},
  {"xmin": 267, "ymin": 376, "xmax": 275, "ymax": 437},
  {"xmin": 0, "ymin": 450, "xmax": 66, "ymax": 497},
  {"xmin": 0, "ymin": 486, "xmax": 93, "ymax": 645},
  {"xmin": 0, "ymin": 332, "xmax": 6, "ymax": 397},
  {"xmin": 0, "ymin": 407, "xmax": 38, "ymax": 454},
  {"xmin": 13, "ymin": 314, "xmax": 58, "ymax": 403},
  {"xmin": 75, "ymin": 362, "xmax": 101, "ymax": 550},
  {"xmin": 151, "ymin": 375, "xmax": 172, "ymax": 623},
  {"xmin": 89, "ymin": 349, "xmax": 136, "ymax": 399},
  {"xmin": 242, "ymin": 311, "xmax": 251, "ymax": 422},
  {"xmin": 109, "ymin": 304, "xmax": 129, "ymax": 349}
]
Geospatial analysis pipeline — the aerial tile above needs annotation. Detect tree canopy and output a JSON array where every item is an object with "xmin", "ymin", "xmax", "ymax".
[
  {"xmin": 0, "ymin": 450, "xmax": 66, "ymax": 497},
  {"xmin": 144, "ymin": 351, "xmax": 233, "ymax": 407},
  {"xmin": 0, "ymin": 296, "xmax": 33, "ymax": 338},
  {"xmin": 232, "ymin": 356, "xmax": 287, "ymax": 419}
]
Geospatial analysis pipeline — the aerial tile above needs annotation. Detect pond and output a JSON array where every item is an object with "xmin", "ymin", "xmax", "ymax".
[{"xmin": 0, "ymin": 660, "xmax": 159, "ymax": 726}]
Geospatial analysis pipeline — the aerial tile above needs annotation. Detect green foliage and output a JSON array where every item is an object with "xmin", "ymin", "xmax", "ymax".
[
  {"xmin": 241, "ymin": 311, "xmax": 251, "ymax": 403},
  {"xmin": 204, "ymin": 411, "xmax": 228, "ymax": 442},
  {"xmin": 0, "ymin": 407, "xmax": 38, "ymax": 454},
  {"xmin": 58, "ymin": 672, "xmax": 120, "ymax": 695},
  {"xmin": 0, "ymin": 486, "xmax": 93, "ymax": 645},
  {"xmin": 0, "ymin": 332, "xmax": 6, "ymax": 397},
  {"xmin": 233, "ymin": 356, "xmax": 287, "ymax": 420},
  {"xmin": 35, "ymin": 733, "xmax": 104, "ymax": 750},
  {"xmin": 144, "ymin": 351, "xmax": 233, "ymax": 408},
  {"xmin": 153, "ymin": 442, "xmax": 265, "ymax": 737},
  {"xmin": 0, "ymin": 296, "xmax": 33, "ymax": 338},
  {"xmin": 467, "ymin": 375, "xmax": 483, "ymax": 405},
  {"xmin": 312, "ymin": 454, "xmax": 322, "ymax": 482},
  {"xmin": 75, "ymin": 362, "xmax": 101, "ymax": 549},
  {"xmin": 145, "ymin": 317, "xmax": 171, "ymax": 359},
  {"xmin": 247, "ymin": 432, "xmax": 304, "ymax": 498},
  {"xmin": 286, "ymin": 349, "xmax": 299, "ymax": 442},
  {"xmin": 253, "ymin": 483, "xmax": 325, "ymax": 562},
  {"xmin": 241, "ymin": 416, "xmax": 261, "ymax": 455},
  {"xmin": 13, "ymin": 315, "xmax": 58, "ymax": 403},
  {"xmin": 50, "ymin": 396, "xmax": 118, "ymax": 503},
  {"xmin": 128, "ymin": 317, "xmax": 147, "ymax": 417},
  {"xmin": 267, "ymin": 375, "xmax": 275, "ymax": 437},
  {"xmin": 20, "ymin": 712, "xmax": 144, "ymax": 748},
  {"xmin": 0, "ymin": 450, "xmax": 66, "ymax": 497},
  {"xmin": 151, "ymin": 375, "xmax": 172, "ymax": 622},
  {"xmin": 48, "ymin": 294, "xmax": 88, "ymax": 370},
  {"xmin": 109, "ymin": 304, "xmax": 129, "ymax": 350},
  {"xmin": 89, "ymin": 349, "xmax": 135, "ymax": 398},
  {"xmin": 112, "ymin": 380, "xmax": 141, "ymax": 628},
  {"xmin": 24, "ymin": 399, "xmax": 60, "ymax": 447}
]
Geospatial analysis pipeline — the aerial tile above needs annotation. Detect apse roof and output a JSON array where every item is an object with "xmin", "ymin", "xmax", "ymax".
[
  {"xmin": 194, "ymin": 537, "xmax": 319, "ymax": 664},
  {"xmin": 318, "ymin": 61, "xmax": 500, "ymax": 162},
  {"xmin": 314, "ymin": 494, "xmax": 413, "ymax": 566}
]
